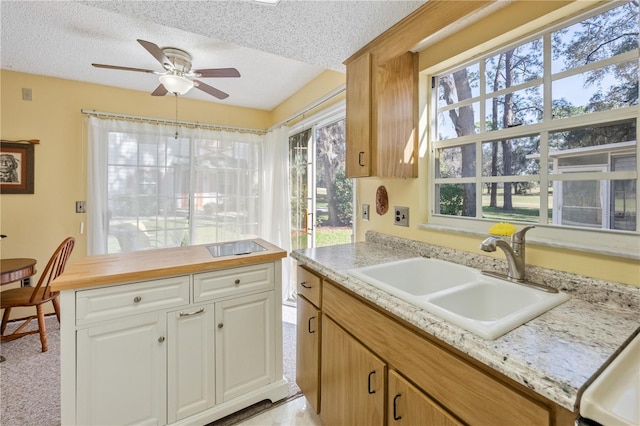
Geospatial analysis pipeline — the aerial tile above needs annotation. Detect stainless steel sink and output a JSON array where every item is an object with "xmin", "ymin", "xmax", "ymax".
[{"xmin": 348, "ymin": 257, "xmax": 570, "ymax": 340}]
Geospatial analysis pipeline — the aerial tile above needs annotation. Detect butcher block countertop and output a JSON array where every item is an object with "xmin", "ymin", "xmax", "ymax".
[{"xmin": 51, "ymin": 238, "xmax": 286, "ymax": 292}]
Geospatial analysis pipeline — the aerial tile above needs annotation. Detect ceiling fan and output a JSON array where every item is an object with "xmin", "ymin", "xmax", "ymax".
[{"xmin": 92, "ymin": 39, "xmax": 240, "ymax": 99}]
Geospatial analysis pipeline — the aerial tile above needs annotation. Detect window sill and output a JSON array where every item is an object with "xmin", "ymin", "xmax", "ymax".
[{"xmin": 418, "ymin": 222, "xmax": 640, "ymax": 260}]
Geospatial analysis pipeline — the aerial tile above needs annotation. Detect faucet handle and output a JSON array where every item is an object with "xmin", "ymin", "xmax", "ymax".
[{"xmin": 511, "ymin": 225, "xmax": 535, "ymax": 244}]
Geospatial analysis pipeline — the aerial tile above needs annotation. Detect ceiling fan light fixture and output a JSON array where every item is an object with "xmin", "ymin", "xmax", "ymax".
[{"xmin": 159, "ymin": 74, "xmax": 194, "ymax": 95}]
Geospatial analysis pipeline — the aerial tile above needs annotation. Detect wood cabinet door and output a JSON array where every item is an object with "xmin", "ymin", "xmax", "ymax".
[
  {"xmin": 77, "ymin": 312, "xmax": 167, "ymax": 426},
  {"xmin": 388, "ymin": 370, "xmax": 462, "ymax": 426},
  {"xmin": 215, "ymin": 291, "xmax": 274, "ymax": 403},
  {"xmin": 376, "ymin": 51, "xmax": 418, "ymax": 178},
  {"xmin": 321, "ymin": 317, "xmax": 385, "ymax": 426},
  {"xmin": 346, "ymin": 52, "xmax": 373, "ymax": 178},
  {"xmin": 296, "ymin": 295, "xmax": 321, "ymax": 413},
  {"xmin": 167, "ymin": 303, "xmax": 216, "ymax": 422}
]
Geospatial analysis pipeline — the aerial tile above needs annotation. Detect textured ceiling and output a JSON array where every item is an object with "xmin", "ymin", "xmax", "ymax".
[{"xmin": 1, "ymin": 0, "xmax": 427, "ymax": 110}]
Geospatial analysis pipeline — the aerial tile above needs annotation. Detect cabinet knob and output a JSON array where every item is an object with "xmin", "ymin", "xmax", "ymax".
[
  {"xmin": 234, "ymin": 279, "xmax": 240, "ymax": 286},
  {"xmin": 218, "ymin": 323, "xmax": 224, "ymax": 329},
  {"xmin": 133, "ymin": 296, "xmax": 142, "ymax": 303},
  {"xmin": 158, "ymin": 336, "xmax": 165, "ymax": 343}
]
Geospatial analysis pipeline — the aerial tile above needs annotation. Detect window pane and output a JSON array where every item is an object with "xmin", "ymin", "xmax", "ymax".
[
  {"xmin": 485, "ymin": 38, "xmax": 543, "ymax": 93},
  {"xmin": 485, "ymin": 85, "xmax": 543, "ymax": 130},
  {"xmin": 437, "ymin": 64, "xmax": 479, "ymax": 106},
  {"xmin": 436, "ymin": 183, "xmax": 476, "ymax": 217},
  {"xmin": 436, "ymin": 102, "xmax": 479, "ymax": 140},
  {"xmin": 548, "ymin": 121, "xmax": 636, "ymax": 173},
  {"xmin": 482, "ymin": 181, "xmax": 541, "ymax": 223},
  {"xmin": 314, "ymin": 119, "xmax": 352, "ymax": 246},
  {"xmin": 552, "ymin": 2, "xmax": 639, "ymax": 73},
  {"xmin": 436, "ymin": 145, "xmax": 476, "ymax": 178},
  {"xmin": 552, "ymin": 60, "xmax": 639, "ymax": 118},
  {"xmin": 482, "ymin": 136, "xmax": 540, "ymax": 177}
]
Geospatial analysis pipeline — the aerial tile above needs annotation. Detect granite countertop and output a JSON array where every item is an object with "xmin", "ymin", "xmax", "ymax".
[{"xmin": 290, "ymin": 232, "xmax": 640, "ymax": 412}]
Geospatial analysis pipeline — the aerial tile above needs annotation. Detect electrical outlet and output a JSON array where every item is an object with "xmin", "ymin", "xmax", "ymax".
[
  {"xmin": 76, "ymin": 201, "xmax": 86, "ymax": 213},
  {"xmin": 394, "ymin": 206, "xmax": 409, "ymax": 227},
  {"xmin": 22, "ymin": 88, "xmax": 32, "ymax": 101},
  {"xmin": 362, "ymin": 204, "xmax": 370, "ymax": 221}
]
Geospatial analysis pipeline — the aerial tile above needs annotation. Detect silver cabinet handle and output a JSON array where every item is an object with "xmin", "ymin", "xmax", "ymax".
[
  {"xmin": 158, "ymin": 336, "xmax": 165, "ymax": 343},
  {"xmin": 133, "ymin": 296, "xmax": 142, "ymax": 303},
  {"xmin": 179, "ymin": 307, "xmax": 205, "ymax": 317}
]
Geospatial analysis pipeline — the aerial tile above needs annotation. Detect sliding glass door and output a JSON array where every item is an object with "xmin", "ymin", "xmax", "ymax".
[{"xmin": 289, "ymin": 117, "xmax": 353, "ymax": 252}]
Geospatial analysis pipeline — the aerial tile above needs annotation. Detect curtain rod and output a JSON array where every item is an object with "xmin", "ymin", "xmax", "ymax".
[
  {"xmin": 81, "ymin": 109, "xmax": 267, "ymax": 135},
  {"xmin": 268, "ymin": 84, "xmax": 346, "ymax": 132}
]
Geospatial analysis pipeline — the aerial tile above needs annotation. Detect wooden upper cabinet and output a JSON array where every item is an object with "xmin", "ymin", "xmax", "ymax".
[
  {"xmin": 376, "ymin": 51, "xmax": 418, "ymax": 178},
  {"xmin": 346, "ymin": 53, "xmax": 373, "ymax": 178},
  {"xmin": 345, "ymin": 51, "xmax": 418, "ymax": 179}
]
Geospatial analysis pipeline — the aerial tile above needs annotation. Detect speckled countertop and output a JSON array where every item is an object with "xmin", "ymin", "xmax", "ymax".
[{"xmin": 290, "ymin": 231, "xmax": 640, "ymax": 412}]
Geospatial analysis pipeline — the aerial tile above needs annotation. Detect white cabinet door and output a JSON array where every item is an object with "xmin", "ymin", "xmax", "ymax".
[
  {"xmin": 167, "ymin": 303, "xmax": 216, "ymax": 423},
  {"xmin": 215, "ymin": 291, "xmax": 275, "ymax": 403},
  {"xmin": 77, "ymin": 312, "xmax": 167, "ymax": 426}
]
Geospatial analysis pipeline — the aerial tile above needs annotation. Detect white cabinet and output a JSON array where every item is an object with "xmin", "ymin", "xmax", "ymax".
[
  {"xmin": 167, "ymin": 304, "xmax": 215, "ymax": 423},
  {"xmin": 215, "ymin": 291, "xmax": 274, "ymax": 402},
  {"xmin": 77, "ymin": 312, "xmax": 167, "ymax": 426},
  {"xmin": 63, "ymin": 260, "xmax": 287, "ymax": 426}
]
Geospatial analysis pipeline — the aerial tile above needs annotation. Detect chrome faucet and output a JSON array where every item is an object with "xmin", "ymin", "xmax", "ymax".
[{"xmin": 479, "ymin": 225, "xmax": 535, "ymax": 283}]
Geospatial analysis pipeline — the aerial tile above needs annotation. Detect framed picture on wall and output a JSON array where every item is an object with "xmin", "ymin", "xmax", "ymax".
[{"xmin": 0, "ymin": 142, "xmax": 35, "ymax": 194}]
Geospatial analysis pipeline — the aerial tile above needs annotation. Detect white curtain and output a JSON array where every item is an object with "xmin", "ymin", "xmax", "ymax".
[
  {"xmin": 87, "ymin": 116, "xmax": 113, "ymax": 255},
  {"xmin": 87, "ymin": 116, "xmax": 264, "ymax": 255},
  {"xmin": 261, "ymin": 125, "xmax": 292, "ymax": 300}
]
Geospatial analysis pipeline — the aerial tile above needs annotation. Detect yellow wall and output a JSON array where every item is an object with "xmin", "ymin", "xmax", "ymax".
[
  {"xmin": 2, "ymin": 0, "xmax": 638, "ymax": 291},
  {"xmin": 356, "ymin": 1, "xmax": 640, "ymax": 288},
  {"xmin": 0, "ymin": 69, "xmax": 344, "ymax": 291}
]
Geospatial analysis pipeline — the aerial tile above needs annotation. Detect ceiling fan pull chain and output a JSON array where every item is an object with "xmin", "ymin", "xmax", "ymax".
[{"xmin": 174, "ymin": 93, "xmax": 179, "ymax": 139}]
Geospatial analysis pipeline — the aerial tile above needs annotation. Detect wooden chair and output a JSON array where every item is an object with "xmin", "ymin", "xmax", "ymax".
[{"xmin": 1, "ymin": 237, "xmax": 75, "ymax": 352}]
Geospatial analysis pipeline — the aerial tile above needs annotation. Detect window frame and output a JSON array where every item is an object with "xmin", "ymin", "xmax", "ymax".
[{"xmin": 424, "ymin": 2, "xmax": 640, "ymax": 258}]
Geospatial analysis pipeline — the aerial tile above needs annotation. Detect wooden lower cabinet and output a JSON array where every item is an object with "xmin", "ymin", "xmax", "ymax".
[
  {"xmin": 296, "ymin": 295, "xmax": 321, "ymax": 413},
  {"xmin": 315, "ymin": 280, "xmax": 576, "ymax": 426},
  {"xmin": 321, "ymin": 317, "xmax": 385, "ymax": 426},
  {"xmin": 388, "ymin": 370, "xmax": 461, "ymax": 426}
]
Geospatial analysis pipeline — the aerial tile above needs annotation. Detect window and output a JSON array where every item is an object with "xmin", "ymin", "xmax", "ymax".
[
  {"xmin": 289, "ymin": 107, "xmax": 353, "ymax": 251},
  {"xmin": 90, "ymin": 118, "xmax": 263, "ymax": 254},
  {"xmin": 429, "ymin": 2, "xmax": 639, "ymax": 254}
]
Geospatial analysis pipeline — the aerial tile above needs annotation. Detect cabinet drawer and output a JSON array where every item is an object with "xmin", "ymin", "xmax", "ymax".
[
  {"xmin": 194, "ymin": 263, "xmax": 274, "ymax": 302},
  {"xmin": 297, "ymin": 266, "xmax": 321, "ymax": 308},
  {"xmin": 76, "ymin": 275, "xmax": 190, "ymax": 326}
]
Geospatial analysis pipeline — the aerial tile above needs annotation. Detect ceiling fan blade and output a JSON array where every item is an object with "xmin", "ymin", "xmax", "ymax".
[
  {"xmin": 194, "ymin": 68, "xmax": 241, "ymax": 78},
  {"xmin": 137, "ymin": 39, "xmax": 173, "ymax": 68},
  {"xmin": 92, "ymin": 63, "xmax": 157, "ymax": 74},
  {"xmin": 194, "ymin": 80, "xmax": 229, "ymax": 100},
  {"xmin": 151, "ymin": 84, "xmax": 168, "ymax": 96}
]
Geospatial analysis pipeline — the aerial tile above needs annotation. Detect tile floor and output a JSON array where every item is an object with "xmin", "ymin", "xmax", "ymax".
[{"xmin": 236, "ymin": 396, "xmax": 322, "ymax": 426}]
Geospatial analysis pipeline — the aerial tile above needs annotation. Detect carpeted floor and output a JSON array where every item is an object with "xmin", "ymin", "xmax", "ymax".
[{"xmin": 0, "ymin": 316, "xmax": 300, "ymax": 426}]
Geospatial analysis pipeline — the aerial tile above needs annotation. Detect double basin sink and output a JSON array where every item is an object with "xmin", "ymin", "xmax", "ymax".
[{"xmin": 348, "ymin": 257, "xmax": 570, "ymax": 340}]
